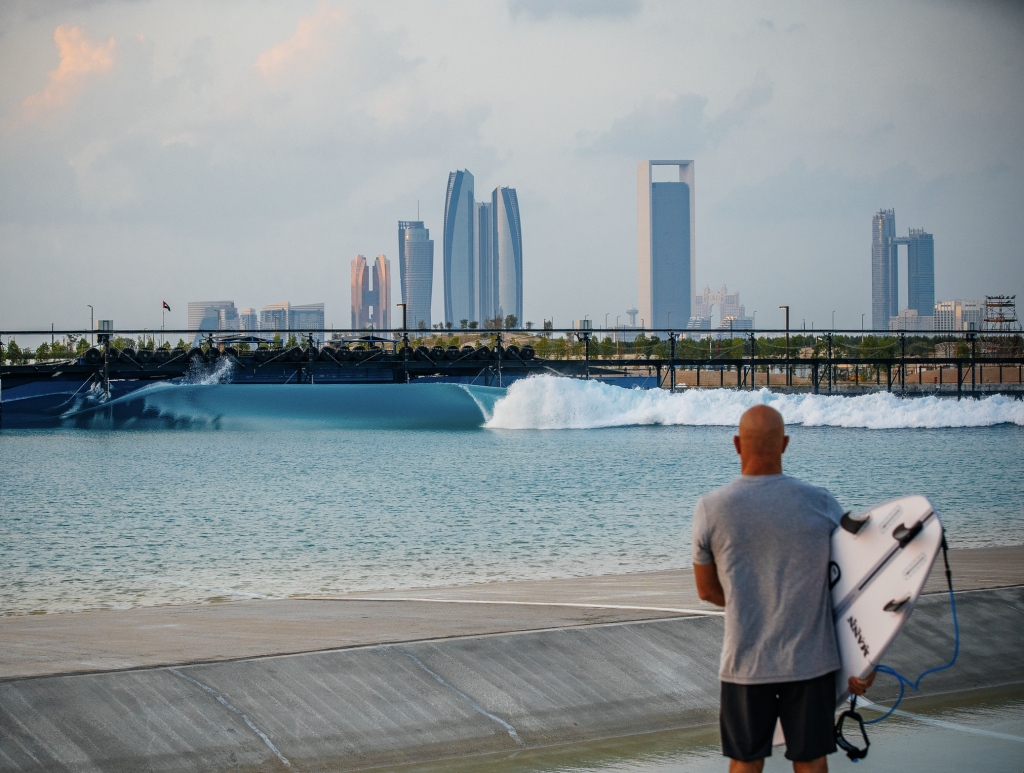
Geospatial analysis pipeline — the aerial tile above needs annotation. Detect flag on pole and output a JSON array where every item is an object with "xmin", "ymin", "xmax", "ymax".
[{"xmin": 163, "ymin": 301, "xmax": 171, "ymax": 311}]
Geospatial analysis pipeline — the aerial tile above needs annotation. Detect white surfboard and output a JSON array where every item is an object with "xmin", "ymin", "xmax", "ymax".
[{"xmin": 830, "ymin": 495, "xmax": 943, "ymax": 705}]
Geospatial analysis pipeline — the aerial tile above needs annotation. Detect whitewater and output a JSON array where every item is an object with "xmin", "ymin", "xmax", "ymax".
[{"xmin": 486, "ymin": 375, "xmax": 1024, "ymax": 430}]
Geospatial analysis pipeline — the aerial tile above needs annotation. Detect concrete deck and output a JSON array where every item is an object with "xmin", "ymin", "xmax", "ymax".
[
  {"xmin": 0, "ymin": 546, "xmax": 1021, "ymax": 772},
  {"xmin": 1, "ymin": 587, "xmax": 1020, "ymax": 772},
  {"xmin": 1, "ymin": 545, "xmax": 1020, "ymax": 682}
]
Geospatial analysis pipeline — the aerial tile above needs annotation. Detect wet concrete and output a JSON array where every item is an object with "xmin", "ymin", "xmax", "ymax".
[{"xmin": 3, "ymin": 545, "xmax": 1019, "ymax": 682}]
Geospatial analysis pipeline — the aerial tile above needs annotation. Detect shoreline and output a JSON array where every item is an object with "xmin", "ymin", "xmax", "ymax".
[{"xmin": 2, "ymin": 545, "xmax": 1021, "ymax": 683}]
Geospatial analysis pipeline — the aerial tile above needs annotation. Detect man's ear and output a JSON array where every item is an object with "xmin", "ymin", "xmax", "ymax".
[
  {"xmin": 781, "ymin": 436, "xmax": 790, "ymax": 454},
  {"xmin": 733, "ymin": 435, "xmax": 742, "ymax": 455}
]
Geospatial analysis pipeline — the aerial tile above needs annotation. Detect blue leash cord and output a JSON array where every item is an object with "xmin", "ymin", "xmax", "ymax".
[{"xmin": 864, "ymin": 533, "xmax": 959, "ymax": 725}]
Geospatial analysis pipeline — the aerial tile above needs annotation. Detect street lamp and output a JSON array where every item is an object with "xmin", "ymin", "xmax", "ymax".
[
  {"xmin": 667, "ymin": 311, "xmax": 671, "ymax": 330},
  {"xmin": 861, "ymin": 314, "xmax": 865, "ymax": 331},
  {"xmin": 752, "ymin": 311, "xmax": 756, "ymax": 329},
  {"xmin": 605, "ymin": 313, "xmax": 609, "ymax": 332},
  {"xmin": 832, "ymin": 310, "xmax": 836, "ymax": 330},
  {"xmin": 87, "ymin": 305, "xmax": 93, "ymax": 346},
  {"xmin": 779, "ymin": 306, "xmax": 790, "ymax": 386}
]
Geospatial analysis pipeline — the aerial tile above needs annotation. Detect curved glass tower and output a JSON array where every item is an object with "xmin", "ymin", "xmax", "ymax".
[
  {"xmin": 443, "ymin": 170, "xmax": 475, "ymax": 326},
  {"xmin": 493, "ymin": 186, "xmax": 522, "ymax": 324}
]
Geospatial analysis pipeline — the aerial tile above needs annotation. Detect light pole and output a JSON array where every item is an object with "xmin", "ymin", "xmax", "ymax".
[
  {"xmin": 667, "ymin": 311, "xmax": 671, "ymax": 330},
  {"xmin": 861, "ymin": 314, "xmax": 865, "ymax": 331},
  {"xmin": 832, "ymin": 310, "xmax": 836, "ymax": 330},
  {"xmin": 779, "ymin": 306, "xmax": 790, "ymax": 386},
  {"xmin": 88, "ymin": 305, "xmax": 93, "ymax": 346},
  {"xmin": 752, "ymin": 311, "xmax": 756, "ymax": 329},
  {"xmin": 605, "ymin": 313, "xmax": 609, "ymax": 332}
]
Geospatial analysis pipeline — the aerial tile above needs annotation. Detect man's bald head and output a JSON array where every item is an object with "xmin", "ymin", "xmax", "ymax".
[{"xmin": 734, "ymin": 405, "xmax": 789, "ymax": 475}]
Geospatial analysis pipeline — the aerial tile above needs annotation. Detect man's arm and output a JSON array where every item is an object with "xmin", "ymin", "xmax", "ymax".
[{"xmin": 694, "ymin": 562, "xmax": 726, "ymax": 607}]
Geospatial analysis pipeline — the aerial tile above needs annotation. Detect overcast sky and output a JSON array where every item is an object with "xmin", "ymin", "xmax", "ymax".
[{"xmin": 2, "ymin": 0, "xmax": 1022, "ymax": 335}]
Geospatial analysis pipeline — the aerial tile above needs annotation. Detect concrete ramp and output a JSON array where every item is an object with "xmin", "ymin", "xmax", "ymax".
[{"xmin": 1, "ymin": 587, "xmax": 1021, "ymax": 772}]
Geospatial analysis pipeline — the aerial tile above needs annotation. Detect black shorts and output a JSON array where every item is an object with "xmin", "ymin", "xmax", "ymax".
[{"xmin": 720, "ymin": 671, "xmax": 838, "ymax": 762}]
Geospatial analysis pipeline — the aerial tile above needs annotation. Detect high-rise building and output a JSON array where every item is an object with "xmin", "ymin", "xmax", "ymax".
[
  {"xmin": 238, "ymin": 308, "xmax": 258, "ymax": 331},
  {"xmin": 873, "ymin": 211, "xmax": 936, "ymax": 330},
  {"xmin": 691, "ymin": 284, "xmax": 748, "ymax": 328},
  {"xmin": 493, "ymin": 186, "xmax": 522, "ymax": 325},
  {"xmin": 637, "ymin": 161, "xmax": 694, "ymax": 330},
  {"xmin": 934, "ymin": 300, "xmax": 985, "ymax": 331},
  {"xmin": 260, "ymin": 302, "xmax": 290, "ymax": 333},
  {"xmin": 291, "ymin": 303, "xmax": 326, "ymax": 344},
  {"xmin": 351, "ymin": 254, "xmax": 391, "ymax": 331},
  {"xmin": 398, "ymin": 220, "xmax": 434, "ymax": 330},
  {"xmin": 906, "ymin": 229, "xmax": 935, "ymax": 316},
  {"xmin": 871, "ymin": 209, "xmax": 898, "ymax": 330},
  {"xmin": 188, "ymin": 301, "xmax": 237, "ymax": 333},
  {"xmin": 475, "ymin": 200, "xmax": 494, "ymax": 324},
  {"xmin": 260, "ymin": 301, "xmax": 326, "ymax": 343},
  {"xmin": 444, "ymin": 170, "xmax": 476, "ymax": 326}
]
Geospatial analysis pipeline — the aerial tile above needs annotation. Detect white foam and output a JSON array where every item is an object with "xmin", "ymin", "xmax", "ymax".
[
  {"xmin": 485, "ymin": 376, "xmax": 1024, "ymax": 430},
  {"xmin": 183, "ymin": 356, "xmax": 236, "ymax": 385}
]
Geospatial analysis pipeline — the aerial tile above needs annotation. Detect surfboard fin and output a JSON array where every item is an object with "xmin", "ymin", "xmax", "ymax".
[
  {"xmin": 892, "ymin": 521, "xmax": 923, "ymax": 548},
  {"xmin": 883, "ymin": 595, "xmax": 911, "ymax": 613},
  {"xmin": 840, "ymin": 511, "xmax": 869, "ymax": 535}
]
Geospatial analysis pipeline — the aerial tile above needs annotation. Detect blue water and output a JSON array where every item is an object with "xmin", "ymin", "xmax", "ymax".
[{"xmin": 2, "ymin": 377, "xmax": 1022, "ymax": 615}]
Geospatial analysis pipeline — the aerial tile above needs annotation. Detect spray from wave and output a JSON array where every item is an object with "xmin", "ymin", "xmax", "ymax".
[
  {"xmin": 485, "ymin": 375, "xmax": 1024, "ymax": 430},
  {"xmin": 183, "ymin": 355, "xmax": 236, "ymax": 385}
]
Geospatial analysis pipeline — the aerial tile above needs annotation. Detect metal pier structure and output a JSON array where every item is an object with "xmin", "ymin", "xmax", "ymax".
[{"xmin": 2, "ymin": 327, "xmax": 1022, "ymax": 402}]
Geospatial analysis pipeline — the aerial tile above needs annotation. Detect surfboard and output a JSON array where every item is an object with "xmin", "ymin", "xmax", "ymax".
[{"xmin": 830, "ymin": 495, "xmax": 943, "ymax": 705}]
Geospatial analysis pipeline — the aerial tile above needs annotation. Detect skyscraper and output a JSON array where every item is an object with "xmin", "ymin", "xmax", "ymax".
[
  {"xmin": 443, "ymin": 170, "xmax": 475, "ymax": 326},
  {"xmin": 475, "ymin": 200, "xmax": 494, "ymax": 323},
  {"xmin": 871, "ymin": 209, "xmax": 897, "ymax": 330},
  {"xmin": 906, "ymin": 228, "xmax": 935, "ymax": 317},
  {"xmin": 351, "ymin": 254, "xmax": 391, "ymax": 331},
  {"xmin": 187, "ymin": 301, "xmax": 237, "ymax": 333},
  {"xmin": 493, "ymin": 186, "xmax": 522, "ymax": 324},
  {"xmin": 637, "ymin": 161, "xmax": 694, "ymax": 330},
  {"xmin": 398, "ymin": 220, "xmax": 434, "ymax": 330},
  {"xmin": 872, "ymin": 211, "xmax": 936, "ymax": 329}
]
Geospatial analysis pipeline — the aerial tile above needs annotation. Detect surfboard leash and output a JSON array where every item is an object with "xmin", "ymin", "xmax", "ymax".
[
  {"xmin": 835, "ymin": 532, "xmax": 959, "ymax": 761},
  {"xmin": 865, "ymin": 531, "xmax": 959, "ymax": 725}
]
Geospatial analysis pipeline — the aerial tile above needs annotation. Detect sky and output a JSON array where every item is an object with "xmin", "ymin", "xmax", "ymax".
[{"xmin": 1, "ymin": 0, "xmax": 1022, "ymax": 337}]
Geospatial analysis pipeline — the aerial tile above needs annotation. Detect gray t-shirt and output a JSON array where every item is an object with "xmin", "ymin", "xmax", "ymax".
[{"xmin": 692, "ymin": 473, "xmax": 843, "ymax": 685}]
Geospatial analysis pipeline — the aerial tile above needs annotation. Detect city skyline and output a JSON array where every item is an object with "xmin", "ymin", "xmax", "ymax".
[{"xmin": 1, "ymin": 4, "xmax": 1020, "ymax": 332}]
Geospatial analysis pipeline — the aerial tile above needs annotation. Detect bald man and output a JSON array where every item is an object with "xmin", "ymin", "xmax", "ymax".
[{"xmin": 693, "ymin": 405, "xmax": 872, "ymax": 773}]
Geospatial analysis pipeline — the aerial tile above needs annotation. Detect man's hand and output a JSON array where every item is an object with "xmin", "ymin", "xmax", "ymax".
[
  {"xmin": 694, "ymin": 562, "xmax": 726, "ymax": 607},
  {"xmin": 848, "ymin": 671, "xmax": 877, "ymax": 697}
]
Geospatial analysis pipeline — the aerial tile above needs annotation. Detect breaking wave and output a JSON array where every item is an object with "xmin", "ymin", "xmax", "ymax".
[
  {"xmin": 5, "ymin": 380, "xmax": 503, "ymax": 431},
  {"xmin": 485, "ymin": 375, "xmax": 1024, "ymax": 430}
]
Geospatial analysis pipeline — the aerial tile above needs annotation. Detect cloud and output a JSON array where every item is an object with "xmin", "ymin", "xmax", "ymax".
[
  {"xmin": 255, "ymin": 2, "xmax": 348, "ymax": 84},
  {"xmin": 586, "ymin": 70, "xmax": 774, "ymax": 157},
  {"xmin": 509, "ymin": 0, "xmax": 641, "ymax": 21},
  {"xmin": 22, "ymin": 24, "xmax": 115, "ymax": 117}
]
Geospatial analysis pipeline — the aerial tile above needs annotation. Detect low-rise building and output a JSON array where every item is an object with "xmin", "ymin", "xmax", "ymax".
[{"xmin": 934, "ymin": 300, "xmax": 985, "ymax": 331}]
